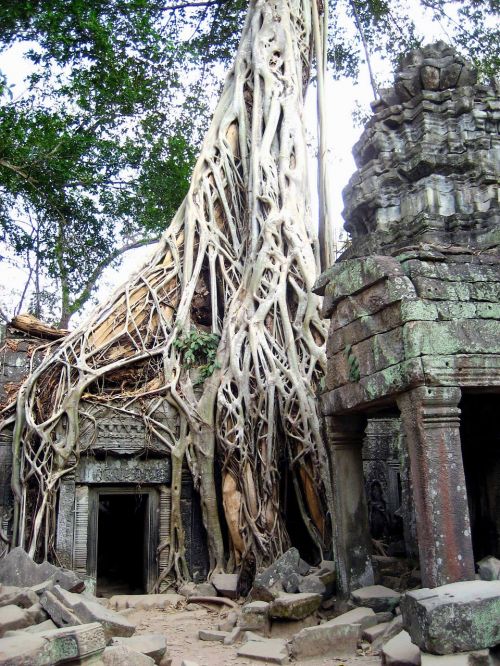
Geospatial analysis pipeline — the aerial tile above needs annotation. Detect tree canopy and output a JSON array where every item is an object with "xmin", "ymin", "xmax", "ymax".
[{"xmin": 0, "ymin": 0, "xmax": 497, "ymax": 326}]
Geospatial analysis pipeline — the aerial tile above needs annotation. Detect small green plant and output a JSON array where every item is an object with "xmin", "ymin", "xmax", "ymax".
[
  {"xmin": 345, "ymin": 344, "xmax": 361, "ymax": 382},
  {"xmin": 173, "ymin": 329, "xmax": 221, "ymax": 384}
]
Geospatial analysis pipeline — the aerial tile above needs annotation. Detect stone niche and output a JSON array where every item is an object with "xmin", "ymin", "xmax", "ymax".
[{"xmin": 315, "ymin": 42, "xmax": 500, "ymax": 596}]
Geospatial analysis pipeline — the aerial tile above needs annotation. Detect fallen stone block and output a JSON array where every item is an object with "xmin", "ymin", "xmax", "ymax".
[
  {"xmin": 251, "ymin": 548, "xmax": 301, "ymax": 602},
  {"xmin": 328, "ymin": 606, "xmax": 378, "ymax": 632},
  {"xmin": 38, "ymin": 621, "xmax": 107, "ymax": 664},
  {"xmin": 0, "ymin": 604, "xmax": 43, "ymax": 637},
  {"xmin": 269, "ymin": 592, "xmax": 321, "ymax": 620},
  {"xmin": 298, "ymin": 559, "xmax": 311, "ymax": 576},
  {"xmin": 269, "ymin": 615, "xmax": 318, "ymax": 640},
  {"xmin": 198, "ymin": 629, "xmax": 228, "ymax": 642},
  {"xmin": 283, "ymin": 572, "xmax": 303, "ymax": 593},
  {"xmin": 211, "ymin": 573, "xmax": 238, "ymax": 599},
  {"xmin": 237, "ymin": 638, "xmax": 289, "ymax": 664},
  {"xmin": 109, "ymin": 593, "xmax": 183, "ymax": 611},
  {"xmin": 421, "ymin": 649, "xmax": 491, "ymax": 665},
  {"xmin": 0, "ymin": 633, "xmax": 48, "ymax": 664},
  {"xmin": 363, "ymin": 621, "xmax": 391, "ymax": 643},
  {"xmin": 352, "ymin": 585, "xmax": 401, "ymax": 612},
  {"xmin": 477, "ymin": 556, "xmax": 500, "ymax": 582},
  {"xmin": 110, "ymin": 634, "xmax": 167, "ymax": 663},
  {"xmin": 238, "ymin": 601, "xmax": 270, "ymax": 634},
  {"xmin": 39, "ymin": 590, "xmax": 82, "ymax": 628},
  {"xmin": 382, "ymin": 630, "xmax": 421, "ymax": 665},
  {"xmin": 103, "ymin": 644, "xmax": 155, "ymax": 665},
  {"xmin": 0, "ymin": 548, "xmax": 83, "ymax": 593},
  {"xmin": 178, "ymin": 582, "xmax": 216, "ymax": 598},
  {"xmin": 243, "ymin": 631, "xmax": 267, "ymax": 642},
  {"xmin": 401, "ymin": 581, "xmax": 500, "ymax": 654},
  {"xmin": 0, "ymin": 585, "xmax": 38, "ymax": 609},
  {"xmin": 51, "ymin": 585, "xmax": 135, "ymax": 640},
  {"xmin": 25, "ymin": 619, "xmax": 58, "ymax": 633},
  {"xmin": 289, "ymin": 621, "xmax": 359, "ymax": 659},
  {"xmin": 376, "ymin": 611, "xmax": 395, "ymax": 623},
  {"xmin": 223, "ymin": 627, "xmax": 242, "ymax": 645},
  {"xmin": 298, "ymin": 575, "xmax": 326, "ymax": 596},
  {"xmin": 372, "ymin": 615, "xmax": 403, "ymax": 651},
  {"xmin": 218, "ymin": 609, "xmax": 238, "ymax": 632}
]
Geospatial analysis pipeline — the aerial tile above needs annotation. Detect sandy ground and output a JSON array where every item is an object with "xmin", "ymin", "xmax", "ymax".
[{"xmin": 125, "ymin": 603, "xmax": 382, "ymax": 666}]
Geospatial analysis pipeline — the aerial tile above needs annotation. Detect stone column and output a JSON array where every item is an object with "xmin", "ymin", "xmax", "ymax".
[
  {"xmin": 397, "ymin": 386, "xmax": 475, "ymax": 588},
  {"xmin": 325, "ymin": 414, "xmax": 374, "ymax": 597},
  {"xmin": 55, "ymin": 472, "xmax": 76, "ymax": 569}
]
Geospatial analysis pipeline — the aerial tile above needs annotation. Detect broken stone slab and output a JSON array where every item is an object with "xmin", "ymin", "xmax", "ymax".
[
  {"xmin": 363, "ymin": 621, "xmax": 390, "ymax": 642},
  {"xmin": 211, "ymin": 573, "xmax": 238, "ymax": 599},
  {"xmin": 326, "ymin": 606, "xmax": 378, "ymax": 632},
  {"xmin": 401, "ymin": 581, "xmax": 500, "ymax": 654},
  {"xmin": 223, "ymin": 626, "xmax": 242, "ymax": 645},
  {"xmin": 477, "ymin": 556, "xmax": 500, "ymax": 581},
  {"xmin": 382, "ymin": 630, "xmax": 421, "ymax": 665},
  {"xmin": 198, "ymin": 629, "xmax": 228, "ymax": 642},
  {"xmin": 421, "ymin": 649, "xmax": 492, "ymax": 665},
  {"xmin": 372, "ymin": 615, "xmax": 404, "ymax": 651},
  {"xmin": 0, "ymin": 585, "xmax": 38, "ymax": 609},
  {"xmin": 178, "ymin": 582, "xmax": 216, "ymax": 598},
  {"xmin": 109, "ymin": 593, "xmax": 183, "ymax": 611},
  {"xmin": 110, "ymin": 634, "xmax": 167, "ymax": 664},
  {"xmin": 0, "ymin": 633, "xmax": 47, "ymax": 664},
  {"xmin": 269, "ymin": 592, "xmax": 321, "ymax": 620},
  {"xmin": 376, "ymin": 611, "xmax": 396, "ymax": 623},
  {"xmin": 0, "ymin": 548, "xmax": 83, "ymax": 593},
  {"xmin": 352, "ymin": 585, "xmax": 401, "ymax": 612},
  {"xmin": 283, "ymin": 572, "xmax": 302, "ymax": 593},
  {"xmin": 237, "ymin": 638, "xmax": 289, "ymax": 664},
  {"xmin": 102, "ymin": 644, "xmax": 155, "ymax": 665},
  {"xmin": 218, "ymin": 609, "xmax": 238, "ymax": 632},
  {"xmin": 0, "ymin": 604, "xmax": 46, "ymax": 637},
  {"xmin": 298, "ymin": 575, "xmax": 326, "ymax": 596},
  {"xmin": 38, "ymin": 622, "xmax": 107, "ymax": 664},
  {"xmin": 238, "ymin": 601, "xmax": 270, "ymax": 634},
  {"xmin": 243, "ymin": 631, "xmax": 267, "ymax": 642},
  {"xmin": 251, "ymin": 548, "xmax": 301, "ymax": 602},
  {"xmin": 39, "ymin": 590, "xmax": 82, "ymax": 628},
  {"xmin": 269, "ymin": 615, "xmax": 318, "ymax": 640},
  {"xmin": 289, "ymin": 621, "xmax": 359, "ymax": 659},
  {"xmin": 25, "ymin": 619, "xmax": 58, "ymax": 633},
  {"xmin": 40, "ymin": 586, "xmax": 135, "ymax": 641}
]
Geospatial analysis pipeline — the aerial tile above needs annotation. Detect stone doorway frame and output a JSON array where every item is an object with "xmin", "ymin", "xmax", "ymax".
[{"xmin": 87, "ymin": 486, "xmax": 159, "ymax": 594}]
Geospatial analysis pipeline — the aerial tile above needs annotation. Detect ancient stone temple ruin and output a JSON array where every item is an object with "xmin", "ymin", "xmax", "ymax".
[
  {"xmin": 0, "ymin": 320, "xmax": 208, "ymax": 595},
  {"xmin": 316, "ymin": 42, "xmax": 500, "ymax": 596}
]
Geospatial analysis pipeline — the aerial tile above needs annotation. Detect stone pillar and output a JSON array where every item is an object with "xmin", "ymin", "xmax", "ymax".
[
  {"xmin": 325, "ymin": 414, "xmax": 374, "ymax": 597},
  {"xmin": 397, "ymin": 386, "xmax": 475, "ymax": 588},
  {"xmin": 55, "ymin": 472, "xmax": 76, "ymax": 570}
]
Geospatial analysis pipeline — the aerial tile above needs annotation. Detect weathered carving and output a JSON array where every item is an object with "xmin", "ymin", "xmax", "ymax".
[{"xmin": 76, "ymin": 458, "xmax": 171, "ymax": 485}]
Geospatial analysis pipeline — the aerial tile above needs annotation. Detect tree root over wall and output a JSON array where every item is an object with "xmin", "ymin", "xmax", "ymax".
[{"xmin": 6, "ymin": 0, "xmax": 333, "ymax": 583}]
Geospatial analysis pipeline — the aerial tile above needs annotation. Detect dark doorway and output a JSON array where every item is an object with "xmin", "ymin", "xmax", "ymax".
[
  {"xmin": 96, "ymin": 493, "xmax": 148, "ymax": 596},
  {"xmin": 460, "ymin": 393, "xmax": 500, "ymax": 561}
]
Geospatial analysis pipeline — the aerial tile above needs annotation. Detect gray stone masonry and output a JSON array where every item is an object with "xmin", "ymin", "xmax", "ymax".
[{"xmin": 316, "ymin": 41, "xmax": 500, "ymax": 595}]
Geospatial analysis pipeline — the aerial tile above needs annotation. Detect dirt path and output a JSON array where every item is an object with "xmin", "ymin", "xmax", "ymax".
[{"xmin": 126, "ymin": 605, "xmax": 381, "ymax": 666}]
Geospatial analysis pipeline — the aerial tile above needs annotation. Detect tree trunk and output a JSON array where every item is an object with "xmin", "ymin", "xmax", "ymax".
[{"xmin": 10, "ymin": 0, "xmax": 333, "ymax": 574}]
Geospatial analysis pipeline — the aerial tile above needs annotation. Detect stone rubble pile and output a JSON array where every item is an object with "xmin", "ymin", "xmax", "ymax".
[
  {"xmin": 0, "ymin": 548, "xmax": 169, "ymax": 665},
  {"xmin": 190, "ymin": 549, "xmax": 500, "ymax": 666}
]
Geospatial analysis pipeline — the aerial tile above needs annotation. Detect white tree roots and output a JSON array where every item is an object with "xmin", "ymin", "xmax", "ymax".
[{"xmin": 8, "ymin": 0, "xmax": 333, "ymax": 581}]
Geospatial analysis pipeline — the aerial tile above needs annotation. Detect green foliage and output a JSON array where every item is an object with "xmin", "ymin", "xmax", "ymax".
[
  {"xmin": 173, "ymin": 329, "xmax": 221, "ymax": 384},
  {"xmin": 0, "ymin": 0, "xmax": 497, "ymax": 325}
]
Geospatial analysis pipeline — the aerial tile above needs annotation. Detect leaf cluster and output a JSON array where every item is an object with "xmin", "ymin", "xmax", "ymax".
[{"xmin": 173, "ymin": 329, "xmax": 221, "ymax": 384}]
